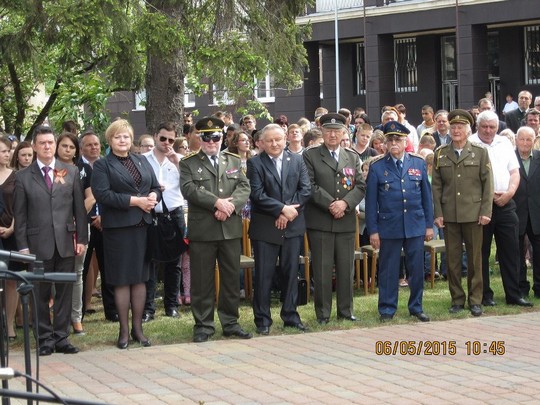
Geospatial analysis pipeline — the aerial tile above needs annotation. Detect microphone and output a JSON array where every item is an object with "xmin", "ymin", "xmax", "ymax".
[{"xmin": 0, "ymin": 249, "xmax": 36, "ymax": 264}]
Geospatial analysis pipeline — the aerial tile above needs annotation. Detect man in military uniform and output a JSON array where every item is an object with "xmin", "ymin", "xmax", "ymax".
[
  {"xmin": 432, "ymin": 109, "xmax": 493, "ymax": 317},
  {"xmin": 365, "ymin": 121, "xmax": 433, "ymax": 322},
  {"xmin": 303, "ymin": 113, "xmax": 365, "ymax": 325},
  {"xmin": 180, "ymin": 116, "xmax": 252, "ymax": 342}
]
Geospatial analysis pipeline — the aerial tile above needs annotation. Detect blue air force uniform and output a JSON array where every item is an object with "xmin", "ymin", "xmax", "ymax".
[{"xmin": 365, "ymin": 122, "xmax": 434, "ymax": 319}]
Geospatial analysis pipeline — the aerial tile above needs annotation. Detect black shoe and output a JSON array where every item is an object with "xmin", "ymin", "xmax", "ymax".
[
  {"xmin": 410, "ymin": 312, "xmax": 430, "ymax": 322},
  {"xmin": 117, "ymin": 339, "xmax": 128, "ymax": 350},
  {"xmin": 317, "ymin": 318, "xmax": 330, "ymax": 325},
  {"xmin": 507, "ymin": 297, "xmax": 533, "ymax": 307},
  {"xmin": 165, "ymin": 308, "xmax": 180, "ymax": 318},
  {"xmin": 482, "ymin": 298, "xmax": 496, "ymax": 307},
  {"xmin": 337, "ymin": 315, "xmax": 357, "ymax": 322},
  {"xmin": 256, "ymin": 326, "xmax": 270, "ymax": 335},
  {"xmin": 55, "ymin": 344, "xmax": 79, "ymax": 354},
  {"xmin": 39, "ymin": 346, "xmax": 53, "ymax": 356},
  {"xmin": 142, "ymin": 313, "xmax": 154, "ymax": 323},
  {"xmin": 284, "ymin": 322, "xmax": 308, "ymax": 332},
  {"xmin": 380, "ymin": 314, "xmax": 394, "ymax": 322},
  {"xmin": 130, "ymin": 330, "xmax": 151, "ymax": 347},
  {"xmin": 193, "ymin": 332, "xmax": 211, "ymax": 343},
  {"xmin": 223, "ymin": 329, "xmax": 253, "ymax": 339},
  {"xmin": 105, "ymin": 313, "xmax": 119, "ymax": 322},
  {"xmin": 449, "ymin": 304, "xmax": 465, "ymax": 313},
  {"xmin": 470, "ymin": 305, "xmax": 482, "ymax": 317}
]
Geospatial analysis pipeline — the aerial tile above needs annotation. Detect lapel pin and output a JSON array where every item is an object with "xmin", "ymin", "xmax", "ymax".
[{"xmin": 197, "ymin": 167, "xmax": 202, "ymax": 173}]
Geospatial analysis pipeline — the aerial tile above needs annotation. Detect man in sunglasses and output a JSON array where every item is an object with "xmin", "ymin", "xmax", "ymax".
[
  {"xmin": 180, "ymin": 116, "xmax": 252, "ymax": 342},
  {"xmin": 142, "ymin": 121, "xmax": 187, "ymax": 322}
]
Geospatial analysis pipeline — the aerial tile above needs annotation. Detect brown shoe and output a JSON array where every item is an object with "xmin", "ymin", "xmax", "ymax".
[{"xmin": 72, "ymin": 322, "xmax": 85, "ymax": 335}]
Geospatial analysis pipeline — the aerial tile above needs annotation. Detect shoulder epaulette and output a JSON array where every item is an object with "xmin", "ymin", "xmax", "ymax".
[
  {"xmin": 408, "ymin": 152, "xmax": 424, "ymax": 159},
  {"xmin": 370, "ymin": 154, "xmax": 385, "ymax": 164},
  {"xmin": 223, "ymin": 150, "xmax": 241, "ymax": 158},
  {"xmin": 470, "ymin": 142, "xmax": 487, "ymax": 149},
  {"xmin": 181, "ymin": 151, "xmax": 199, "ymax": 160}
]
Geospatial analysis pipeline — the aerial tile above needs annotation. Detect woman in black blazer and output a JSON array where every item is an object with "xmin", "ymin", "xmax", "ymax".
[{"xmin": 91, "ymin": 119, "xmax": 161, "ymax": 349}]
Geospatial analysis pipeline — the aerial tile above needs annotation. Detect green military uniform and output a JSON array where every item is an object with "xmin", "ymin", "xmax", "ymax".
[
  {"xmin": 303, "ymin": 114, "xmax": 365, "ymax": 322},
  {"xmin": 180, "ymin": 133, "xmax": 250, "ymax": 338},
  {"xmin": 432, "ymin": 139, "xmax": 493, "ymax": 307}
]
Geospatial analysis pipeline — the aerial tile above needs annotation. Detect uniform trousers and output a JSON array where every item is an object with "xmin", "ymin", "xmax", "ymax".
[
  {"xmin": 189, "ymin": 239, "xmax": 242, "ymax": 335},
  {"xmin": 518, "ymin": 216, "xmax": 540, "ymax": 297},
  {"xmin": 378, "ymin": 236, "xmax": 424, "ymax": 316},
  {"xmin": 481, "ymin": 201, "xmax": 522, "ymax": 303},
  {"xmin": 443, "ymin": 222, "xmax": 483, "ymax": 306},
  {"xmin": 36, "ymin": 249, "xmax": 75, "ymax": 350},
  {"xmin": 252, "ymin": 237, "xmax": 302, "ymax": 328},
  {"xmin": 307, "ymin": 229, "xmax": 354, "ymax": 320}
]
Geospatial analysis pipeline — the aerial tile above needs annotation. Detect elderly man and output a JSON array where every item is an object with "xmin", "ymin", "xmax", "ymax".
[
  {"xmin": 514, "ymin": 126, "xmax": 540, "ymax": 298},
  {"xmin": 247, "ymin": 124, "xmax": 311, "ymax": 335},
  {"xmin": 432, "ymin": 110, "xmax": 493, "ymax": 316},
  {"xmin": 469, "ymin": 111, "xmax": 533, "ymax": 307},
  {"xmin": 366, "ymin": 122, "xmax": 434, "ymax": 322},
  {"xmin": 303, "ymin": 113, "xmax": 365, "ymax": 325}
]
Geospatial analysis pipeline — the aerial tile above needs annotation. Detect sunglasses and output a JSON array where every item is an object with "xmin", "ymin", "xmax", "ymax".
[
  {"xmin": 159, "ymin": 136, "xmax": 175, "ymax": 145},
  {"xmin": 200, "ymin": 133, "xmax": 222, "ymax": 143}
]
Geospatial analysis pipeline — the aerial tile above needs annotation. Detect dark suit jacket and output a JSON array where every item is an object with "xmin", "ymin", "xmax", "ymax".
[
  {"xmin": 247, "ymin": 150, "xmax": 311, "ymax": 244},
  {"xmin": 505, "ymin": 108, "xmax": 527, "ymax": 133},
  {"xmin": 14, "ymin": 160, "xmax": 88, "ymax": 260},
  {"xmin": 180, "ymin": 150, "xmax": 250, "ymax": 241},
  {"xmin": 91, "ymin": 153, "xmax": 161, "ymax": 229},
  {"xmin": 303, "ymin": 145, "xmax": 365, "ymax": 233},
  {"xmin": 514, "ymin": 149, "xmax": 540, "ymax": 235}
]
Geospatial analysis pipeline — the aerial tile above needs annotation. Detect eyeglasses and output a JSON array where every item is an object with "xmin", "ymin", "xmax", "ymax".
[
  {"xmin": 159, "ymin": 136, "xmax": 175, "ymax": 145},
  {"xmin": 7, "ymin": 135, "xmax": 17, "ymax": 142},
  {"xmin": 200, "ymin": 133, "xmax": 222, "ymax": 143},
  {"xmin": 141, "ymin": 144, "xmax": 154, "ymax": 148}
]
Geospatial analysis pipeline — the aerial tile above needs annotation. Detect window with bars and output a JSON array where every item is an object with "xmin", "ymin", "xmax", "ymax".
[
  {"xmin": 355, "ymin": 43, "xmax": 366, "ymax": 95},
  {"xmin": 525, "ymin": 26, "xmax": 540, "ymax": 85},
  {"xmin": 394, "ymin": 38, "xmax": 417, "ymax": 92}
]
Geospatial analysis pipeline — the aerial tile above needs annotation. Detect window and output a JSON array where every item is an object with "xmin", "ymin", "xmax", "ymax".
[
  {"xmin": 134, "ymin": 89, "xmax": 146, "ymax": 110},
  {"xmin": 354, "ymin": 43, "xmax": 366, "ymax": 95},
  {"xmin": 184, "ymin": 78, "xmax": 195, "ymax": 108},
  {"xmin": 525, "ymin": 26, "xmax": 540, "ymax": 85},
  {"xmin": 394, "ymin": 38, "xmax": 417, "ymax": 92},
  {"xmin": 255, "ymin": 73, "xmax": 275, "ymax": 102},
  {"xmin": 210, "ymin": 84, "xmax": 234, "ymax": 106}
]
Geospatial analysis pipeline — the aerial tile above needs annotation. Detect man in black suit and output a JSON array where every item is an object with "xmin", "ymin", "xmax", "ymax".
[
  {"xmin": 247, "ymin": 124, "xmax": 311, "ymax": 335},
  {"xmin": 514, "ymin": 126, "xmax": 540, "ymax": 298},
  {"xmin": 505, "ymin": 90, "xmax": 532, "ymax": 132},
  {"xmin": 432, "ymin": 110, "xmax": 450, "ymax": 148},
  {"xmin": 14, "ymin": 126, "xmax": 88, "ymax": 356}
]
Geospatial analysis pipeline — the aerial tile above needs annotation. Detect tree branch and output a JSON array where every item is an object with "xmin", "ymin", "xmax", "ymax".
[{"xmin": 27, "ymin": 79, "xmax": 62, "ymax": 139}]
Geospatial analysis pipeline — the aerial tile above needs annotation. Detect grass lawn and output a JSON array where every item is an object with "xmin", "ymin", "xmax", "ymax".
[{"xmin": 8, "ymin": 260, "xmax": 539, "ymax": 352}]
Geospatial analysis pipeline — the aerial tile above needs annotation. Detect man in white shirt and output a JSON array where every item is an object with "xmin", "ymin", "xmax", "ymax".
[
  {"xmin": 143, "ymin": 122, "xmax": 187, "ymax": 320},
  {"xmin": 469, "ymin": 110, "xmax": 533, "ymax": 308}
]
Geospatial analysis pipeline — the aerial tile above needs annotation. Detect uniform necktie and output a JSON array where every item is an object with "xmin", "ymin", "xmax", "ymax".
[
  {"xmin": 42, "ymin": 166, "xmax": 52, "ymax": 191},
  {"xmin": 455, "ymin": 150, "xmax": 460, "ymax": 160},
  {"xmin": 331, "ymin": 151, "xmax": 338, "ymax": 161},
  {"xmin": 211, "ymin": 155, "xmax": 218, "ymax": 170},
  {"xmin": 396, "ymin": 159, "xmax": 402, "ymax": 174}
]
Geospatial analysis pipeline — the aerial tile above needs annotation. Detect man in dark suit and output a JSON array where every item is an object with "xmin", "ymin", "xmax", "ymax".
[
  {"xmin": 14, "ymin": 126, "xmax": 88, "ymax": 356},
  {"xmin": 505, "ymin": 90, "xmax": 532, "ymax": 132},
  {"xmin": 247, "ymin": 124, "xmax": 311, "ymax": 335},
  {"xmin": 514, "ymin": 126, "xmax": 540, "ymax": 298},
  {"xmin": 365, "ymin": 122, "xmax": 434, "ymax": 322},
  {"xmin": 303, "ymin": 113, "xmax": 365, "ymax": 325},
  {"xmin": 432, "ymin": 110, "xmax": 450, "ymax": 148},
  {"xmin": 180, "ymin": 116, "xmax": 252, "ymax": 343}
]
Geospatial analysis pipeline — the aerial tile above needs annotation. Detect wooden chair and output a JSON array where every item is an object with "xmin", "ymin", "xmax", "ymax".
[
  {"xmin": 423, "ymin": 239, "xmax": 446, "ymax": 289},
  {"xmin": 354, "ymin": 214, "xmax": 369, "ymax": 295},
  {"xmin": 241, "ymin": 218, "xmax": 255, "ymax": 300},
  {"xmin": 360, "ymin": 245, "xmax": 379, "ymax": 294}
]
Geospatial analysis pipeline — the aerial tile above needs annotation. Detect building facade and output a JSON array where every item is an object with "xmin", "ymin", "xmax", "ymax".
[{"xmin": 107, "ymin": 0, "xmax": 540, "ymax": 135}]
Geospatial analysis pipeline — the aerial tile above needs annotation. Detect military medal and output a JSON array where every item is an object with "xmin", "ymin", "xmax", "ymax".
[
  {"xmin": 384, "ymin": 171, "xmax": 388, "ymax": 176},
  {"xmin": 197, "ymin": 167, "xmax": 202, "ymax": 173},
  {"xmin": 384, "ymin": 183, "xmax": 389, "ymax": 191}
]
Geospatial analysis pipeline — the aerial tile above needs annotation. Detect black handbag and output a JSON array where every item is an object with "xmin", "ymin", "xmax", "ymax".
[{"xmin": 147, "ymin": 199, "xmax": 186, "ymax": 263}]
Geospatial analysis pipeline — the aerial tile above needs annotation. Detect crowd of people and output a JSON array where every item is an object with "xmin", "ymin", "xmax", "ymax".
[{"xmin": 1, "ymin": 90, "xmax": 538, "ymax": 352}]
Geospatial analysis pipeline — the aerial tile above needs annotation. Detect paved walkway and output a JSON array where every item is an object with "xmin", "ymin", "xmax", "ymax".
[{"xmin": 4, "ymin": 312, "xmax": 540, "ymax": 404}]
